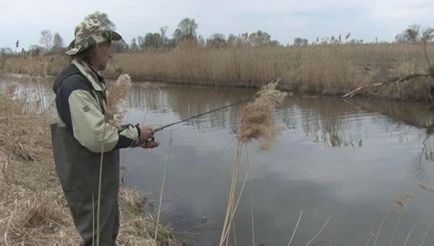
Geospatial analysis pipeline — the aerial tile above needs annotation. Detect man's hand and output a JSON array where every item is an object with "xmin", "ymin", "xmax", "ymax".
[
  {"xmin": 139, "ymin": 125, "xmax": 154, "ymax": 140},
  {"xmin": 141, "ymin": 139, "xmax": 160, "ymax": 149},
  {"xmin": 133, "ymin": 125, "xmax": 160, "ymax": 149}
]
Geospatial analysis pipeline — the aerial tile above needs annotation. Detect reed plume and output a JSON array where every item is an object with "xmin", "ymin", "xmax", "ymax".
[{"xmin": 238, "ymin": 81, "xmax": 287, "ymax": 150}]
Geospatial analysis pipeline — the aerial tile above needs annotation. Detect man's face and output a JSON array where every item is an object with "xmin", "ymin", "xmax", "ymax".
[{"xmin": 94, "ymin": 42, "xmax": 112, "ymax": 71}]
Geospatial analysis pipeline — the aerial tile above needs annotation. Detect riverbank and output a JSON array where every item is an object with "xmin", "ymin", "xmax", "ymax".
[
  {"xmin": 1, "ymin": 43, "xmax": 434, "ymax": 100},
  {"xmin": 0, "ymin": 86, "xmax": 177, "ymax": 245}
]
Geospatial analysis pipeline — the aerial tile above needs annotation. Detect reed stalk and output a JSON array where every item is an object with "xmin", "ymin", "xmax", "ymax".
[
  {"xmin": 419, "ymin": 221, "xmax": 434, "ymax": 246},
  {"xmin": 288, "ymin": 210, "xmax": 303, "ymax": 246},
  {"xmin": 154, "ymin": 132, "xmax": 173, "ymax": 242},
  {"xmin": 403, "ymin": 218, "xmax": 420, "ymax": 246},
  {"xmin": 305, "ymin": 215, "xmax": 331, "ymax": 246},
  {"xmin": 96, "ymin": 121, "xmax": 107, "ymax": 246},
  {"xmin": 0, "ymin": 77, "xmax": 177, "ymax": 245},
  {"xmin": 373, "ymin": 207, "xmax": 390, "ymax": 246}
]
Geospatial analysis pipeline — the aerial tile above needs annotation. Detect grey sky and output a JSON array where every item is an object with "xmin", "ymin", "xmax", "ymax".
[{"xmin": 1, "ymin": 0, "xmax": 434, "ymax": 50}]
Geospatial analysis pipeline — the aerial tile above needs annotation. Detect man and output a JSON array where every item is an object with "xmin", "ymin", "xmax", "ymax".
[{"xmin": 50, "ymin": 18, "xmax": 158, "ymax": 245}]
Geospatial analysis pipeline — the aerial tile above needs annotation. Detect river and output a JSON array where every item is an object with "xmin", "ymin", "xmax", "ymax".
[
  {"xmin": 4, "ymin": 78, "xmax": 434, "ymax": 245},
  {"xmin": 122, "ymin": 83, "xmax": 434, "ymax": 245}
]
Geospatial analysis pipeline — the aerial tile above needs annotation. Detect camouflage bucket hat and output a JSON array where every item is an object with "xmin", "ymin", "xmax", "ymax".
[{"xmin": 66, "ymin": 19, "xmax": 122, "ymax": 56}]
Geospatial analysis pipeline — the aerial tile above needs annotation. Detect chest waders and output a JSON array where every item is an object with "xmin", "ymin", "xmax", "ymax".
[{"xmin": 51, "ymin": 72, "xmax": 120, "ymax": 246}]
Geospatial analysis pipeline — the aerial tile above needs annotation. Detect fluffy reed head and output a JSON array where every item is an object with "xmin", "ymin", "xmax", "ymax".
[
  {"xmin": 107, "ymin": 73, "xmax": 132, "ymax": 125},
  {"xmin": 392, "ymin": 193, "xmax": 414, "ymax": 211},
  {"xmin": 238, "ymin": 81, "xmax": 287, "ymax": 150},
  {"xmin": 108, "ymin": 73, "xmax": 131, "ymax": 108}
]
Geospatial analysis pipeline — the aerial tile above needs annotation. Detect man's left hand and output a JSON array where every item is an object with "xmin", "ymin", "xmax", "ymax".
[{"xmin": 141, "ymin": 139, "xmax": 160, "ymax": 149}]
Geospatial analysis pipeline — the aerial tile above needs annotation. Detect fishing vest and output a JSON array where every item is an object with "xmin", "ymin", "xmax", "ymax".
[{"xmin": 50, "ymin": 63, "xmax": 120, "ymax": 245}]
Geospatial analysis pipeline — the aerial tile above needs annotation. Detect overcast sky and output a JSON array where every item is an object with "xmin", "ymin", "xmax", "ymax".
[{"xmin": 1, "ymin": 0, "xmax": 434, "ymax": 50}]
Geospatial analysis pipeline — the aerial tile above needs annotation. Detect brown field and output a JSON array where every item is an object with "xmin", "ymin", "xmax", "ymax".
[{"xmin": 2, "ymin": 43, "xmax": 434, "ymax": 100}]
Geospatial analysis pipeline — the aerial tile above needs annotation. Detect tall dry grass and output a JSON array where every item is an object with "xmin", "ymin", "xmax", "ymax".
[
  {"xmin": 219, "ymin": 82, "xmax": 287, "ymax": 245},
  {"xmin": 111, "ymin": 43, "xmax": 434, "ymax": 100},
  {"xmin": 2, "ymin": 43, "xmax": 434, "ymax": 100},
  {"xmin": 0, "ymin": 83, "xmax": 177, "ymax": 245}
]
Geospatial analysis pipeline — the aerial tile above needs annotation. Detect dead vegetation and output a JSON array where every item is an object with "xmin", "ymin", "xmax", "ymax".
[
  {"xmin": 0, "ymin": 83, "xmax": 176, "ymax": 245},
  {"xmin": 238, "ymin": 80, "xmax": 287, "ymax": 150},
  {"xmin": 2, "ymin": 43, "xmax": 434, "ymax": 100},
  {"xmin": 107, "ymin": 73, "xmax": 132, "ymax": 126},
  {"xmin": 219, "ymin": 82, "xmax": 287, "ymax": 245}
]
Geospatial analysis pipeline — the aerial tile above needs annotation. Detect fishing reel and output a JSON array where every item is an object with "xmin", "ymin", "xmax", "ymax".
[{"xmin": 132, "ymin": 136, "xmax": 158, "ymax": 148}]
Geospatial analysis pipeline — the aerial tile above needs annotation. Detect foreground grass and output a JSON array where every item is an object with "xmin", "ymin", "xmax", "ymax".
[
  {"xmin": 2, "ymin": 43, "xmax": 434, "ymax": 101},
  {"xmin": 0, "ymin": 86, "xmax": 177, "ymax": 245}
]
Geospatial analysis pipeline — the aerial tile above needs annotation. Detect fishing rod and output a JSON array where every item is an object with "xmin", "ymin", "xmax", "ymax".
[{"xmin": 153, "ymin": 97, "xmax": 253, "ymax": 132}]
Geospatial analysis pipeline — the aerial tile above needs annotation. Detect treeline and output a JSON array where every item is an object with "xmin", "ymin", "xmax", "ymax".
[
  {"xmin": 1, "ymin": 11, "xmax": 434, "ymax": 57},
  {"xmin": 109, "ymin": 15, "xmax": 283, "ymax": 51},
  {"xmin": 0, "ymin": 11, "xmax": 434, "ymax": 55},
  {"xmin": 1, "ymin": 12, "xmax": 282, "ymax": 56}
]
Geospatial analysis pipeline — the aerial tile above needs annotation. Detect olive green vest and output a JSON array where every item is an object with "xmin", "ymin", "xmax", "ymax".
[
  {"xmin": 51, "ymin": 123, "xmax": 120, "ymax": 245},
  {"xmin": 51, "ymin": 59, "xmax": 122, "ymax": 245}
]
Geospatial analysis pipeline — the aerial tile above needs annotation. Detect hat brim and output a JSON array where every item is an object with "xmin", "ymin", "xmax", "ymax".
[
  {"xmin": 66, "ymin": 30, "xmax": 123, "ymax": 56},
  {"xmin": 109, "ymin": 30, "xmax": 122, "ymax": 41}
]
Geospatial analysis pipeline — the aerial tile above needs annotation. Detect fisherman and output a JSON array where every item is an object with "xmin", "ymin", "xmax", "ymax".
[{"xmin": 50, "ymin": 18, "xmax": 159, "ymax": 245}]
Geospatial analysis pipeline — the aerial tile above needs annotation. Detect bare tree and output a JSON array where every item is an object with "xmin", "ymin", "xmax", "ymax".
[
  {"xmin": 160, "ymin": 26, "xmax": 168, "ymax": 46},
  {"xmin": 130, "ymin": 38, "xmax": 138, "ymax": 51},
  {"xmin": 248, "ymin": 30, "xmax": 271, "ymax": 46},
  {"xmin": 293, "ymin": 37, "xmax": 308, "ymax": 46},
  {"xmin": 52, "ymin": 32, "xmax": 64, "ymax": 53},
  {"xmin": 206, "ymin": 33, "xmax": 226, "ymax": 48},
  {"xmin": 395, "ymin": 25, "xmax": 421, "ymax": 43},
  {"xmin": 173, "ymin": 18, "xmax": 198, "ymax": 43},
  {"xmin": 421, "ymin": 28, "xmax": 434, "ymax": 68},
  {"xmin": 39, "ymin": 30, "xmax": 53, "ymax": 52},
  {"xmin": 421, "ymin": 28, "xmax": 434, "ymax": 43},
  {"xmin": 144, "ymin": 33, "xmax": 163, "ymax": 48}
]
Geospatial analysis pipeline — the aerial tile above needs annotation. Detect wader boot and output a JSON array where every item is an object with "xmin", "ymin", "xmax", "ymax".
[{"xmin": 51, "ymin": 123, "xmax": 120, "ymax": 246}]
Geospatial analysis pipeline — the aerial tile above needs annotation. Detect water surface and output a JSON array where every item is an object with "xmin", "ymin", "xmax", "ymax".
[
  {"xmin": 5, "ymin": 78, "xmax": 434, "ymax": 245},
  {"xmin": 120, "ymin": 83, "xmax": 434, "ymax": 245}
]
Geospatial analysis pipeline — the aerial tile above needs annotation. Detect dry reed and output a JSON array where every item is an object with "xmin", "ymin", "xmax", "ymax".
[
  {"xmin": 305, "ymin": 215, "xmax": 332, "ymax": 246},
  {"xmin": 238, "ymin": 81, "xmax": 287, "ymax": 150},
  {"xmin": 287, "ymin": 210, "xmax": 303, "ymax": 246},
  {"xmin": 0, "ymin": 82, "xmax": 177, "ymax": 245},
  {"xmin": 106, "ymin": 73, "xmax": 132, "ymax": 126},
  {"xmin": 107, "ymin": 73, "xmax": 132, "ymax": 111},
  {"xmin": 417, "ymin": 181, "xmax": 434, "ymax": 192},
  {"xmin": 389, "ymin": 193, "xmax": 414, "ymax": 245},
  {"xmin": 392, "ymin": 193, "xmax": 415, "ymax": 211},
  {"xmin": 3, "ymin": 43, "xmax": 434, "ymax": 100},
  {"xmin": 219, "ymin": 82, "xmax": 287, "ymax": 245}
]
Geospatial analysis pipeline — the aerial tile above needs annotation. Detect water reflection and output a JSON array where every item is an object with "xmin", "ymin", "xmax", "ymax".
[
  {"xmin": 121, "ymin": 83, "xmax": 434, "ymax": 245},
  {"xmin": 342, "ymin": 98, "xmax": 434, "ymax": 181},
  {"xmin": 0, "ymin": 79, "xmax": 54, "ymax": 113},
  {"xmin": 127, "ymin": 84, "xmax": 369, "ymax": 149},
  {"xmin": 126, "ymin": 83, "xmax": 252, "ymax": 131},
  {"xmin": 280, "ymin": 97, "xmax": 366, "ymax": 148},
  {"xmin": 5, "ymin": 80, "xmax": 434, "ymax": 245}
]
